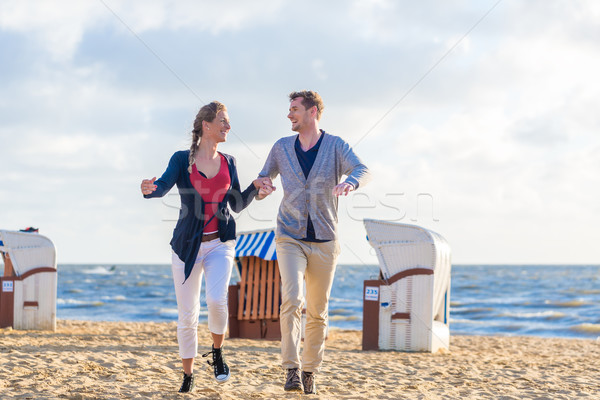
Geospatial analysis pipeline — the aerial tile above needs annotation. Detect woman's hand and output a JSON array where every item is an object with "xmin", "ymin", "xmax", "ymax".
[
  {"xmin": 253, "ymin": 177, "xmax": 276, "ymax": 200},
  {"xmin": 141, "ymin": 177, "xmax": 157, "ymax": 195},
  {"xmin": 257, "ymin": 183, "xmax": 274, "ymax": 200},
  {"xmin": 253, "ymin": 177, "xmax": 275, "ymax": 191}
]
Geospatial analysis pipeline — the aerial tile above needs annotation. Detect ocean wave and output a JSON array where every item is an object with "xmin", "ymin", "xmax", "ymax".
[
  {"xmin": 329, "ymin": 308, "xmax": 356, "ymax": 315},
  {"xmin": 157, "ymin": 308, "xmax": 178, "ymax": 316},
  {"xmin": 329, "ymin": 315, "xmax": 360, "ymax": 322},
  {"xmin": 570, "ymin": 323, "xmax": 600, "ymax": 334},
  {"xmin": 329, "ymin": 297, "xmax": 361, "ymax": 304},
  {"xmin": 455, "ymin": 284, "xmax": 480, "ymax": 289},
  {"xmin": 548, "ymin": 300, "xmax": 589, "ymax": 307},
  {"xmin": 497, "ymin": 311, "xmax": 565, "ymax": 320},
  {"xmin": 147, "ymin": 291, "xmax": 167, "ymax": 298},
  {"xmin": 99, "ymin": 295, "xmax": 126, "ymax": 301},
  {"xmin": 577, "ymin": 289, "xmax": 600, "ymax": 295},
  {"xmin": 449, "ymin": 318, "xmax": 488, "ymax": 325},
  {"xmin": 81, "ymin": 266, "xmax": 116, "ymax": 275},
  {"xmin": 452, "ymin": 307, "xmax": 494, "ymax": 314},
  {"xmin": 57, "ymin": 298, "xmax": 105, "ymax": 307}
]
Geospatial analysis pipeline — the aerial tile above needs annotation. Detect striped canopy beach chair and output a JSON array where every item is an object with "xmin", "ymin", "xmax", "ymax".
[
  {"xmin": 0, "ymin": 229, "xmax": 57, "ymax": 330},
  {"xmin": 362, "ymin": 219, "xmax": 451, "ymax": 352},
  {"xmin": 228, "ymin": 228, "xmax": 281, "ymax": 339}
]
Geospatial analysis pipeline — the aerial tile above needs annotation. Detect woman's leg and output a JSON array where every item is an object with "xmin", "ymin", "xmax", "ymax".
[
  {"xmin": 212, "ymin": 332, "xmax": 225, "ymax": 348},
  {"xmin": 202, "ymin": 239, "xmax": 235, "ymax": 341},
  {"xmin": 172, "ymin": 252, "xmax": 204, "ymax": 374},
  {"xmin": 202, "ymin": 239, "xmax": 235, "ymax": 382}
]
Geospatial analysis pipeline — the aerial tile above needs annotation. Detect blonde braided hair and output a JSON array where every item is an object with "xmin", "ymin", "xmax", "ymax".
[{"xmin": 188, "ymin": 101, "xmax": 227, "ymax": 173}]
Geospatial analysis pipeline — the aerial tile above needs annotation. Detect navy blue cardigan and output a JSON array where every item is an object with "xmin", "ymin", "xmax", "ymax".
[{"xmin": 144, "ymin": 150, "xmax": 257, "ymax": 281}]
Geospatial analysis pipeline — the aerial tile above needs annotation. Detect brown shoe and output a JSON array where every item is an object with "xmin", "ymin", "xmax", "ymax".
[
  {"xmin": 284, "ymin": 368, "xmax": 302, "ymax": 392},
  {"xmin": 302, "ymin": 371, "xmax": 316, "ymax": 394}
]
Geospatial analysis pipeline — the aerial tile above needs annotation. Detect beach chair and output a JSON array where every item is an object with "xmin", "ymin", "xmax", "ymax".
[
  {"xmin": 362, "ymin": 219, "xmax": 451, "ymax": 352},
  {"xmin": 0, "ymin": 229, "xmax": 58, "ymax": 330},
  {"xmin": 228, "ymin": 229, "xmax": 282, "ymax": 340}
]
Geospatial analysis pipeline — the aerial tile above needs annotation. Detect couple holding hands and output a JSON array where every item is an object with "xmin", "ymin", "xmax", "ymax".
[{"xmin": 140, "ymin": 90, "xmax": 369, "ymax": 394}]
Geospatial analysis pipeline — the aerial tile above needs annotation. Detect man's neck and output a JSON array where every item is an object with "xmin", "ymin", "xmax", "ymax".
[{"xmin": 297, "ymin": 126, "xmax": 321, "ymax": 151}]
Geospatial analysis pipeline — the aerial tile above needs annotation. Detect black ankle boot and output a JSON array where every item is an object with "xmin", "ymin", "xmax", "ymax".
[
  {"xmin": 202, "ymin": 345, "xmax": 231, "ymax": 383},
  {"xmin": 178, "ymin": 372, "xmax": 195, "ymax": 393}
]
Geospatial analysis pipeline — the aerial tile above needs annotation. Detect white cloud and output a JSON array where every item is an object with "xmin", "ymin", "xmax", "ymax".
[
  {"xmin": 1, "ymin": 1, "xmax": 600, "ymax": 264},
  {"xmin": 311, "ymin": 59, "xmax": 328, "ymax": 81},
  {"xmin": 0, "ymin": 0, "xmax": 285, "ymax": 59},
  {"xmin": 0, "ymin": 0, "xmax": 105, "ymax": 60}
]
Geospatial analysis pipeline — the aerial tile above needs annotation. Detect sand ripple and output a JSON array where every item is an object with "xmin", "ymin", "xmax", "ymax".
[{"xmin": 1, "ymin": 320, "xmax": 599, "ymax": 399}]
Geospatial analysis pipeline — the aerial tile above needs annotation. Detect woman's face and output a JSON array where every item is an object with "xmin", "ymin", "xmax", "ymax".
[{"xmin": 204, "ymin": 110, "xmax": 231, "ymax": 143}]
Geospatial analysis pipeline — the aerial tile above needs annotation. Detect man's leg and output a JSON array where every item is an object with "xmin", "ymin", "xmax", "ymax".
[
  {"xmin": 276, "ymin": 236, "xmax": 308, "ymax": 370},
  {"xmin": 302, "ymin": 240, "xmax": 340, "ymax": 372}
]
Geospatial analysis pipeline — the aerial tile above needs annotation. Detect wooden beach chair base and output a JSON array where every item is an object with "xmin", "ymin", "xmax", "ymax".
[{"xmin": 228, "ymin": 256, "xmax": 282, "ymax": 340}]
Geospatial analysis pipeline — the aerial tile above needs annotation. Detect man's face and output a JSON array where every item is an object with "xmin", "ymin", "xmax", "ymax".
[{"xmin": 287, "ymin": 97, "xmax": 314, "ymax": 132}]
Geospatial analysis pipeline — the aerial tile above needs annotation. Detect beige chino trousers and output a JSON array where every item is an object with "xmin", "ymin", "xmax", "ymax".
[{"xmin": 276, "ymin": 235, "xmax": 341, "ymax": 372}]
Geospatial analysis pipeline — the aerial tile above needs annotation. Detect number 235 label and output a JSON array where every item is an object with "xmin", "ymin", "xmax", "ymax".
[{"xmin": 364, "ymin": 286, "xmax": 379, "ymax": 301}]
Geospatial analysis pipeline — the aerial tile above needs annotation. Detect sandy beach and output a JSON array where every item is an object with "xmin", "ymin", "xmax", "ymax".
[{"xmin": 1, "ymin": 320, "xmax": 599, "ymax": 399}]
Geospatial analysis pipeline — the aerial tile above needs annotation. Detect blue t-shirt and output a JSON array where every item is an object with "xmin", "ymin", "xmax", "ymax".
[{"xmin": 294, "ymin": 131, "xmax": 329, "ymax": 243}]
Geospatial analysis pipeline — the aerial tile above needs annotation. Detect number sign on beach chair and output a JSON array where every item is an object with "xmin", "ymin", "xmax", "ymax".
[
  {"xmin": 362, "ymin": 219, "xmax": 451, "ymax": 352},
  {"xmin": 0, "ymin": 229, "xmax": 58, "ymax": 331},
  {"xmin": 228, "ymin": 229, "xmax": 282, "ymax": 340}
]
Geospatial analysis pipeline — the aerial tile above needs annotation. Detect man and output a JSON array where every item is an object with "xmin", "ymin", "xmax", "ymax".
[{"xmin": 255, "ymin": 90, "xmax": 370, "ymax": 394}]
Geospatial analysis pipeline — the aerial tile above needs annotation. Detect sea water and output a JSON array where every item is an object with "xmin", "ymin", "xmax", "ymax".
[{"xmin": 56, "ymin": 264, "xmax": 600, "ymax": 339}]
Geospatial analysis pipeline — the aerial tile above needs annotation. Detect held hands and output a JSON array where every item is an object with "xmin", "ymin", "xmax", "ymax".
[
  {"xmin": 253, "ymin": 177, "xmax": 276, "ymax": 200},
  {"xmin": 332, "ymin": 182, "xmax": 354, "ymax": 197},
  {"xmin": 252, "ymin": 177, "xmax": 353, "ymax": 198},
  {"xmin": 140, "ymin": 177, "xmax": 157, "ymax": 195}
]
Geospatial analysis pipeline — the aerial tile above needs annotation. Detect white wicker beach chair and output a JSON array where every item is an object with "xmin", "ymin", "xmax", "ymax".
[
  {"xmin": 0, "ymin": 230, "xmax": 57, "ymax": 330},
  {"xmin": 362, "ymin": 219, "xmax": 451, "ymax": 352}
]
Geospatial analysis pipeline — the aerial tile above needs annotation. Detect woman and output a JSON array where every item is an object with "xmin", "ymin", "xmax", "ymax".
[{"xmin": 140, "ymin": 101, "xmax": 272, "ymax": 393}]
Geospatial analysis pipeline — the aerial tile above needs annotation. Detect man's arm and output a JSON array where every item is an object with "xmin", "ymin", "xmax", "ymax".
[
  {"xmin": 333, "ymin": 140, "xmax": 370, "ymax": 196},
  {"xmin": 254, "ymin": 143, "xmax": 281, "ymax": 199}
]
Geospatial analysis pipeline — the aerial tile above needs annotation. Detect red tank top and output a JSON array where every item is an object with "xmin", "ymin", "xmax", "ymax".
[{"xmin": 190, "ymin": 154, "xmax": 231, "ymax": 234}]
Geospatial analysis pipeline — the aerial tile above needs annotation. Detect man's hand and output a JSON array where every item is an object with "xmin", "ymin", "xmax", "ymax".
[
  {"xmin": 253, "ymin": 177, "xmax": 276, "ymax": 193},
  {"xmin": 141, "ymin": 177, "xmax": 157, "ymax": 195},
  {"xmin": 257, "ymin": 184, "xmax": 274, "ymax": 200},
  {"xmin": 332, "ymin": 182, "xmax": 354, "ymax": 197}
]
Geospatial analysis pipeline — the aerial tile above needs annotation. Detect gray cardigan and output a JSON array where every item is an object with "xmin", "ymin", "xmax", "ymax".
[{"xmin": 258, "ymin": 132, "xmax": 370, "ymax": 241}]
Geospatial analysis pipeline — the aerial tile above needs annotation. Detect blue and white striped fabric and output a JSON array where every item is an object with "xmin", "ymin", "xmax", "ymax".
[{"xmin": 235, "ymin": 229, "xmax": 277, "ymax": 260}]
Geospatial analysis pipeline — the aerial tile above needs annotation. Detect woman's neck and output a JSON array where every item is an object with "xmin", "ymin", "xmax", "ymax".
[{"xmin": 196, "ymin": 139, "xmax": 219, "ymax": 160}]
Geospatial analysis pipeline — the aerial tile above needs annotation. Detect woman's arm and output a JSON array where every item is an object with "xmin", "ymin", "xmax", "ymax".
[
  {"xmin": 227, "ymin": 156, "xmax": 259, "ymax": 213},
  {"xmin": 142, "ymin": 151, "xmax": 183, "ymax": 199}
]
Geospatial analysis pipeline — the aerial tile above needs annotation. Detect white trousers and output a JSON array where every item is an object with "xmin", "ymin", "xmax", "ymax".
[{"xmin": 171, "ymin": 239, "xmax": 235, "ymax": 359}]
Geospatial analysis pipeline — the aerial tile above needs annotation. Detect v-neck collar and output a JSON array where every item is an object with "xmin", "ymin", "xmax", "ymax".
[
  {"xmin": 288, "ymin": 130, "xmax": 328, "ymax": 183},
  {"xmin": 295, "ymin": 129, "xmax": 324, "ymax": 153},
  {"xmin": 194, "ymin": 152, "xmax": 225, "ymax": 179}
]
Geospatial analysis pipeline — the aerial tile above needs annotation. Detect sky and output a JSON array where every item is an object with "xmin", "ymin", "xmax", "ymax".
[{"xmin": 1, "ymin": 0, "xmax": 599, "ymax": 266}]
